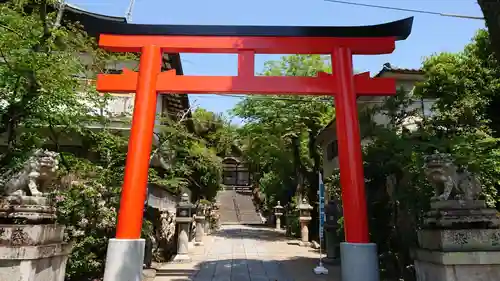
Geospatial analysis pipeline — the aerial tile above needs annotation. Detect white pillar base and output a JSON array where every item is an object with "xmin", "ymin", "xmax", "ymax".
[
  {"xmin": 172, "ymin": 253, "xmax": 192, "ymax": 263},
  {"xmin": 340, "ymin": 242, "xmax": 379, "ymax": 281},
  {"xmin": 103, "ymin": 238, "xmax": 145, "ymax": 281}
]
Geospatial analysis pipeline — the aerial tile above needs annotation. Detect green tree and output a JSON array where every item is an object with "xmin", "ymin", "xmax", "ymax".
[
  {"xmin": 340, "ymin": 28, "xmax": 500, "ymax": 280},
  {"xmin": 414, "ymin": 28, "xmax": 500, "ymax": 206},
  {"xmin": 154, "ymin": 116, "xmax": 223, "ymax": 202},
  {"xmin": 0, "ymin": 2, "xmax": 137, "ymax": 279},
  {"xmin": 233, "ymin": 54, "xmax": 334, "ymax": 237},
  {"xmin": 191, "ymin": 108, "xmax": 238, "ymax": 157},
  {"xmin": 0, "ymin": 0, "xmax": 130, "ymax": 169}
]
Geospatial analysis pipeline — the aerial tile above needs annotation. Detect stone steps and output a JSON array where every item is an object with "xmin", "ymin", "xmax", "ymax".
[{"xmin": 216, "ymin": 189, "xmax": 262, "ymax": 225}]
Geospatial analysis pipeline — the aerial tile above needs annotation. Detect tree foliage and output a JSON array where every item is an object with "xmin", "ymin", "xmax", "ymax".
[
  {"xmin": 233, "ymin": 55, "xmax": 333, "ymax": 237},
  {"xmin": 232, "ymin": 29, "xmax": 500, "ymax": 280},
  {"xmin": 154, "ymin": 109, "xmax": 227, "ymax": 202},
  {"xmin": 478, "ymin": 0, "xmax": 500, "ymax": 62},
  {"xmin": 0, "ymin": 1, "xmax": 231, "ymax": 280},
  {"xmin": 327, "ymin": 28, "xmax": 500, "ymax": 280}
]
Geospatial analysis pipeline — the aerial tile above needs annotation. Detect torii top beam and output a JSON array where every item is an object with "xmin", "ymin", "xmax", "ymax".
[
  {"xmin": 96, "ymin": 17, "xmax": 413, "ymax": 54},
  {"xmin": 94, "ymin": 17, "xmax": 414, "ymax": 244},
  {"xmin": 96, "ymin": 17, "xmax": 414, "ymax": 96}
]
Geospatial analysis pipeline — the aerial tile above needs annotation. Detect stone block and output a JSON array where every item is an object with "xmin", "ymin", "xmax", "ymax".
[
  {"xmin": 430, "ymin": 200, "xmax": 486, "ymax": 210},
  {"xmin": 424, "ymin": 208, "xmax": 500, "ymax": 229},
  {"xmin": 0, "ymin": 202, "xmax": 56, "ymax": 221},
  {"xmin": 418, "ymin": 229, "xmax": 500, "ymax": 252},
  {"xmin": 0, "ymin": 224, "xmax": 65, "ymax": 246},
  {"xmin": 0, "ymin": 224, "xmax": 72, "ymax": 281},
  {"xmin": 414, "ymin": 249, "xmax": 500, "ymax": 281}
]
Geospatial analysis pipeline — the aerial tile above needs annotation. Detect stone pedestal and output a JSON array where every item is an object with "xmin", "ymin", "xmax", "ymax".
[
  {"xmin": 0, "ymin": 196, "xmax": 72, "ymax": 281},
  {"xmin": 414, "ymin": 200, "xmax": 500, "ymax": 281},
  {"xmin": 172, "ymin": 193, "xmax": 194, "ymax": 263},
  {"xmin": 274, "ymin": 201, "xmax": 283, "ymax": 230},
  {"xmin": 414, "ymin": 229, "xmax": 500, "ymax": 281},
  {"xmin": 324, "ymin": 201, "xmax": 340, "ymax": 263},
  {"xmin": 204, "ymin": 207, "xmax": 211, "ymax": 235},
  {"xmin": 324, "ymin": 224, "xmax": 340, "ymax": 263},
  {"xmin": 297, "ymin": 199, "xmax": 313, "ymax": 247},
  {"xmin": 299, "ymin": 219, "xmax": 311, "ymax": 246},
  {"xmin": 172, "ymin": 217, "xmax": 192, "ymax": 263},
  {"xmin": 210, "ymin": 203, "xmax": 221, "ymax": 231},
  {"xmin": 188, "ymin": 216, "xmax": 195, "ymax": 250},
  {"xmin": 194, "ymin": 215, "xmax": 205, "ymax": 246}
]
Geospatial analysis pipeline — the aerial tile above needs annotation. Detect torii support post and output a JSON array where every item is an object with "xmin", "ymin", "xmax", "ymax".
[{"xmin": 96, "ymin": 17, "xmax": 413, "ymax": 281}]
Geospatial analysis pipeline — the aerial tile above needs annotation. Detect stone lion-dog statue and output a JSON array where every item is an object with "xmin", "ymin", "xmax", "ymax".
[
  {"xmin": 1, "ymin": 149, "xmax": 59, "ymax": 197},
  {"xmin": 423, "ymin": 152, "xmax": 482, "ymax": 201}
]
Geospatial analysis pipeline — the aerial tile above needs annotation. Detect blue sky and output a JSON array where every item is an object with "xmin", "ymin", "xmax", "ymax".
[{"xmin": 70, "ymin": 0, "xmax": 485, "ymax": 121}]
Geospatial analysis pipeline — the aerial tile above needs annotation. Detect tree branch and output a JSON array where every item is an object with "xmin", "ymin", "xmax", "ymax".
[
  {"xmin": 0, "ymin": 21, "xmax": 25, "ymax": 38},
  {"xmin": 478, "ymin": 0, "xmax": 500, "ymax": 62}
]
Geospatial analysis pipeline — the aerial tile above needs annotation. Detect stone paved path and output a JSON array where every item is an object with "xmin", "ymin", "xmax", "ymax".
[{"xmin": 154, "ymin": 225, "xmax": 340, "ymax": 281}]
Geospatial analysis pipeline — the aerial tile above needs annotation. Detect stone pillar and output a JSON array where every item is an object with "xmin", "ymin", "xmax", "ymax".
[
  {"xmin": 188, "ymin": 215, "xmax": 195, "ymax": 250},
  {"xmin": 285, "ymin": 206, "xmax": 293, "ymax": 236},
  {"xmin": 0, "ymin": 196, "xmax": 73, "ymax": 281},
  {"xmin": 172, "ymin": 193, "xmax": 193, "ymax": 263},
  {"xmin": 204, "ymin": 206, "xmax": 211, "ymax": 235},
  {"xmin": 274, "ymin": 201, "xmax": 284, "ymax": 230},
  {"xmin": 298, "ymin": 198, "xmax": 313, "ymax": 247},
  {"xmin": 194, "ymin": 205, "xmax": 206, "ymax": 246}
]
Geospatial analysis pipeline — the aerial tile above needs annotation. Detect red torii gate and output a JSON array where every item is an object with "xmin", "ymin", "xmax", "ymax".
[{"xmin": 96, "ymin": 17, "xmax": 413, "ymax": 281}]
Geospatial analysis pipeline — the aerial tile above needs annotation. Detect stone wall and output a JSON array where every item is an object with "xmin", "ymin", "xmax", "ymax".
[{"xmin": 144, "ymin": 183, "xmax": 179, "ymax": 264}]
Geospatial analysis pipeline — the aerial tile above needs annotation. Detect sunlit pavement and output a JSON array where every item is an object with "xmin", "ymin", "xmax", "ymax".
[{"xmin": 154, "ymin": 224, "xmax": 340, "ymax": 281}]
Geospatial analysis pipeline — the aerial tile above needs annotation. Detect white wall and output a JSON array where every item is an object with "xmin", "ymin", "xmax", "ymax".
[{"xmin": 320, "ymin": 75, "xmax": 434, "ymax": 178}]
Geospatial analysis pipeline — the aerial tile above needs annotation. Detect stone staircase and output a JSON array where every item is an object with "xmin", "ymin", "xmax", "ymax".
[
  {"xmin": 216, "ymin": 188, "xmax": 262, "ymax": 225},
  {"xmin": 217, "ymin": 189, "xmax": 239, "ymax": 224}
]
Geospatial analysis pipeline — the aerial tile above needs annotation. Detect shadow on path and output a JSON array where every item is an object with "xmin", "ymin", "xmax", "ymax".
[
  {"xmin": 211, "ymin": 226, "xmax": 291, "ymax": 242},
  {"xmin": 154, "ymin": 225, "xmax": 341, "ymax": 281},
  {"xmin": 159, "ymin": 257, "xmax": 340, "ymax": 281}
]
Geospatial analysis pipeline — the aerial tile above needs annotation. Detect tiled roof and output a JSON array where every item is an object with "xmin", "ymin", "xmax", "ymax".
[
  {"xmin": 316, "ymin": 63, "xmax": 423, "ymax": 142},
  {"xmin": 374, "ymin": 63, "xmax": 423, "ymax": 77}
]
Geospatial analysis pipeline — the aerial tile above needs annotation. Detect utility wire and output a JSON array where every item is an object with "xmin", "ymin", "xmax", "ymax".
[
  {"xmin": 125, "ymin": 0, "xmax": 136, "ymax": 22},
  {"xmin": 323, "ymin": 0, "xmax": 484, "ymax": 20},
  {"xmin": 197, "ymin": 93, "xmax": 422, "ymax": 104}
]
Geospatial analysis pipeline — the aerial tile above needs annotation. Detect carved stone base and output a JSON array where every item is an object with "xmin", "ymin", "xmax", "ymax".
[
  {"xmin": 0, "ymin": 224, "xmax": 64, "ymax": 246},
  {"xmin": 0, "ymin": 224, "xmax": 72, "ymax": 281},
  {"xmin": 415, "ymin": 226, "xmax": 500, "ymax": 281},
  {"xmin": 424, "ymin": 200, "xmax": 500, "ymax": 229},
  {"xmin": 413, "ymin": 249, "xmax": 500, "ymax": 281},
  {"xmin": 418, "ymin": 229, "xmax": 500, "ymax": 252},
  {"xmin": 0, "ymin": 196, "xmax": 55, "ymax": 222}
]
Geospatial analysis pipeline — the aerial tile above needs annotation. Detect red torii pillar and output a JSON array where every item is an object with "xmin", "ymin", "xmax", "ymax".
[{"xmin": 96, "ymin": 18, "xmax": 412, "ymax": 281}]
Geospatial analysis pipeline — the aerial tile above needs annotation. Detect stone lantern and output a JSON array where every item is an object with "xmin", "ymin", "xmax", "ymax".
[
  {"xmin": 298, "ymin": 198, "xmax": 313, "ymax": 246},
  {"xmin": 194, "ymin": 203, "xmax": 207, "ymax": 246},
  {"xmin": 173, "ymin": 193, "xmax": 193, "ymax": 262},
  {"xmin": 274, "ymin": 201, "xmax": 284, "ymax": 230}
]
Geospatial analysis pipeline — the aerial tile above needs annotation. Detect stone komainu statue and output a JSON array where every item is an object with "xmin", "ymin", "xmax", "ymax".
[
  {"xmin": 0, "ymin": 149, "xmax": 59, "ymax": 197},
  {"xmin": 423, "ymin": 152, "xmax": 482, "ymax": 201}
]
